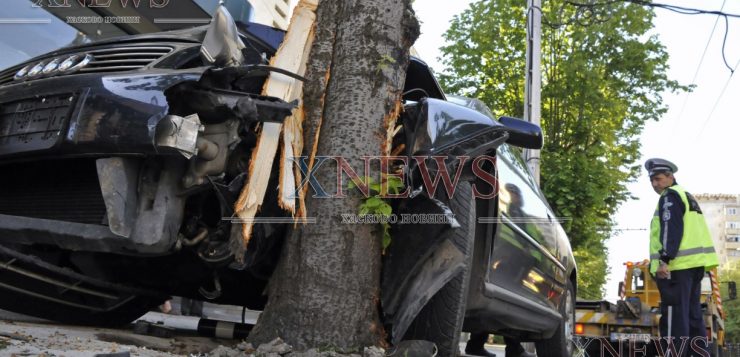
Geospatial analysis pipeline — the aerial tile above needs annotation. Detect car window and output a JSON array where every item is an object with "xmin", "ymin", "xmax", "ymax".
[{"xmin": 496, "ymin": 144, "xmax": 551, "ymax": 242}]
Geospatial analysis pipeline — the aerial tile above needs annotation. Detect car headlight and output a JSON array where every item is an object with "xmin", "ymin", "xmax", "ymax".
[
  {"xmin": 42, "ymin": 58, "xmax": 61, "ymax": 75},
  {"xmin": 14, "ymin": 64, "xmax": 32, "ymax": 80}
]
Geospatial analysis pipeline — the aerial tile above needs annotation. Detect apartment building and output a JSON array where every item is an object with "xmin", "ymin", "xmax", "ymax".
[
  {"xmin": 249, "ymin": 0, "xmax": 295, "ymax": 30},
  {"xmin": 694, "ymin": 194, "xmax": 740, "ymax": 267}
]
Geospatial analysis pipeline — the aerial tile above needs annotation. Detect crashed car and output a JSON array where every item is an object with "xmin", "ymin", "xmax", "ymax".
[{"xmin": 0, "ymin": 6, "xmax": 576, "ymax": 357}]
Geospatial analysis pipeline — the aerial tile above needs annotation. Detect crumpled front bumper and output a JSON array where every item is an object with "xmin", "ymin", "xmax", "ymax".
[
  {"xmin": 0, "ymin": 68, "xmax": 208, "ymax": 160},
  {"xmin": 0, "ymin": 69, "xmax": 213, "ymax": 255}
]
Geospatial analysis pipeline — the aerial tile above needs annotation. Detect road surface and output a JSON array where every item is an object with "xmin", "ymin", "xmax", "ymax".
[{"xmin": 0, "ymin": 301, "xmax": 509, "ymax": 356}]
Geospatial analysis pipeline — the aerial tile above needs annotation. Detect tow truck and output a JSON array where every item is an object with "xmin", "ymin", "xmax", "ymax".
[{"xmin": 573, "ymin": 260, "xmax": 736, "ymax": 356}]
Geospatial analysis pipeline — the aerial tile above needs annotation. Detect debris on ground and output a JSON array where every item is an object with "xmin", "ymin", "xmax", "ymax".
[
  {"xmin": 208, "ymin": 338, "xmax": 389, "ymax": 357},
  {"xmin": 0, "ymin": 318, "xmax": 236, "ymax": 356}
]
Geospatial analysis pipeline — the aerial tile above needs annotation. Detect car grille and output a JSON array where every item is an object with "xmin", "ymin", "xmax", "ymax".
[
  {"xmin": 0, "ymin": 159, "xmax": 106, "ymax": 225},
  {"xmin": 0, "ymin": 43, "xmax": 174, "ymax": 86},
  {"xmin": 80, "ymin": 45, "xmax": 173, "ymax": 73}
]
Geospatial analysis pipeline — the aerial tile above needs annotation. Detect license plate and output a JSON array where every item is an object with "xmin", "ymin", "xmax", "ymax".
[
  {"xmin": 0, "ymin": 94, "xmax": 75, "ymax": 154},
  {"xmin": 610, "ymin": 333, "xmax": 651, "ymax": 343}
]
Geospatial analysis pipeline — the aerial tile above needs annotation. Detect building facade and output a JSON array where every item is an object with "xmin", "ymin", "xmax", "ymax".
[
  {"xmin": 694, "ymin": 194, "xmax": 740, "ymax": 268},
  {"xmin": 249, "ymin": 0, "xmax": 295, "ymax": 30}
]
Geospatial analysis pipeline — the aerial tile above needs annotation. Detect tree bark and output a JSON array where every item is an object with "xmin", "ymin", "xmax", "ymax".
[{"xmin": 248, "ymin": 0, "xmax": 419, "ymax": 352}]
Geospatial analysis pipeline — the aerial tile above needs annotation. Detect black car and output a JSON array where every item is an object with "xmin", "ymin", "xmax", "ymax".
[{"xmin": 0, "ymin": 6, "xmax": 576, "ymax": 357}]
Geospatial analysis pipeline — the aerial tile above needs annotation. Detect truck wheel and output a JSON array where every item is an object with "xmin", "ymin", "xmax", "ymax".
[
  {"xmin": 536, "ymin": 280, "xmax": 575, "ymax": 357},
  {"xmin": 403, "ymin": 182, "xmax": 476, "ymax": 357}
]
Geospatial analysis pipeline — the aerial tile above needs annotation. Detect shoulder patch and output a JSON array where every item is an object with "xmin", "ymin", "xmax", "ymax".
[{"xmin": 686, "ymin": 192, "xmax": 703, "ymax": 213}]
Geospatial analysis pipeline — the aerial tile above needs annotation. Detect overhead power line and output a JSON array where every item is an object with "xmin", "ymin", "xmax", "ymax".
[
  {"xmin": 565, "ymin": 0, "xmax": 740, "ymax": 73},
  {"xmin": 671, "ymin": 0, "xmax": 727, "ymax": 138},
  {"xmin": 695, "ymin": 57, "xmax": 740, "ymax": 140}
]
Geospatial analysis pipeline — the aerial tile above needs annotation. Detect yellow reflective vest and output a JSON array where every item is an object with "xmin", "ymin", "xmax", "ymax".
[{"xmin": 649, "ymin": 185, "xmax": 719, "ymax": 274}]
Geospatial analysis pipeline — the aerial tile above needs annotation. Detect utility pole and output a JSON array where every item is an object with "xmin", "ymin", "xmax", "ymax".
[{"xmin": 524, "ymin": 0, "xmax": 542, "ymax": 185}]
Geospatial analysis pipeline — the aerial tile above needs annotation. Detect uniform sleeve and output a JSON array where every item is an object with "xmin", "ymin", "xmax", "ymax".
[{"xmin": 658, "ymin": 190, "xmax": 685, "ymax": 263}]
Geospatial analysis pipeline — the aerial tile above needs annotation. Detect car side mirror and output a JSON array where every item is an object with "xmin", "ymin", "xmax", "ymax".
[
  {"xmin": 729, "ymin": 281, "xmax": 737, "ymax": 300},
  {"xmin": 618, "ymin": 281, "xmax": 625, "ymax": 298},
  {"xmin": 498, "ymin": 116, "xmax": 543, "ymax": 150}
]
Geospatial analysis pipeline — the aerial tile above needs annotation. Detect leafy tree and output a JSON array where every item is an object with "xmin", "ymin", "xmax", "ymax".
[{"xmin": 438, "ymin": 0, "xmax": 685, "ymax": 299}]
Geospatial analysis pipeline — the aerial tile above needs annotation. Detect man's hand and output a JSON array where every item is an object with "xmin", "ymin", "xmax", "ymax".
[{"xmin": 656, "ymin": 262, "xmax": 670, "ymax": 279}]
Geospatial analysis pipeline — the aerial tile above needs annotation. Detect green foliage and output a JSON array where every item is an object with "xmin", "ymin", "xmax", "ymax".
[
  {"xmin": 439, "ymin": 0, "xmax": 686, "ymax": 299},
  {"xmin": 721, "ymin": 262, "xmax": 740, "ymax": 342},
  {"xmin": 573, "ymin": 245, "xmax": 610, "ymax": 300},
  {"xmin": 350, "ymin": 175, "xmax": 405, "ymax": 249}
]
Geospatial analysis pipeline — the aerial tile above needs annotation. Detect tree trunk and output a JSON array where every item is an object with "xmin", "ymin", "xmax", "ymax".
[{"xmin": 248, "ymin": 0, "xmax": 419, "ymax": 352}]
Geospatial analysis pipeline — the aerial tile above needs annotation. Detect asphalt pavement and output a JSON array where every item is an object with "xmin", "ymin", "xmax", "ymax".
[{"xmin": 0, "ymin": 301, "xmax": 509, "ymax": 356}]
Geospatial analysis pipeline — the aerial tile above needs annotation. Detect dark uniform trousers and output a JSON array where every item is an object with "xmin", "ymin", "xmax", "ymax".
[{"xmin": 656, "ymin": 267, "xmax": 708, "ymax": 356}]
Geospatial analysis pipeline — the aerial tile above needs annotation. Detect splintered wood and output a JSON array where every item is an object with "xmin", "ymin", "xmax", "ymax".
[{"xmin": 234, "ymin": 0, "xmax": 317, "ymax": 246}]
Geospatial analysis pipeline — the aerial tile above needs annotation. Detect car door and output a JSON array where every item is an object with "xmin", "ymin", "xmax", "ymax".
[{"xmin": 487, "ymin": 144, "xmax": 567, "ymax": 311}]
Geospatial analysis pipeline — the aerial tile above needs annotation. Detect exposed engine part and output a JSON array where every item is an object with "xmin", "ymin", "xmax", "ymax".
[
  {"xmin": 155, "ymin": 114, "xmax": 204, "ymax": 159},
  {"xmin": 197, "ymin": 239, "xmax": 233, "ymax": 265},
  {"xmin": 198, "ymin": 272, "xmax": 222, "ymax": 300},
  {"xmin": 207, "ymin": 173, "xmax": 246, "ymax": 218},
  {"xmin": 182, "ymin": 120, "xmax": 240, "ymax": 188},
  {"xmin": 196, "ymin": 137, "xmax": 219, "ymax": 161},
  {"xmin": 179, "ymin": 227, "xmax": 209, "ymax": 247}
]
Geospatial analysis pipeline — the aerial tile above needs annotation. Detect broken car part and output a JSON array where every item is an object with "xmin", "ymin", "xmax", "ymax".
[
  {"xmin": 200, "ymin": 5, "xmax": 246, "ymax": 67},
  {"xmin": 155, "ymin": 114, "xmax": 204, "ymax": 159}
]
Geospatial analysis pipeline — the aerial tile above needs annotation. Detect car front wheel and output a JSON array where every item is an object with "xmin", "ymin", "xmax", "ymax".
[{"xmin": 401, "ymin": 182, "xmax": 476, "ymax": 357}]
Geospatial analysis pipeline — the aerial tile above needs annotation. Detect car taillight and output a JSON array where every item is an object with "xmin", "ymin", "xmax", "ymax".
[{"xmin": 575, "ymin": 323, "xmax": 585, "ymax": 335}]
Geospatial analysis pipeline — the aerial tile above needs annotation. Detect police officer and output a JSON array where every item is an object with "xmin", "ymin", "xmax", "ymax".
[{"xmin": 645, "ymin": 158, "xmax": 719, "ymax": 356}]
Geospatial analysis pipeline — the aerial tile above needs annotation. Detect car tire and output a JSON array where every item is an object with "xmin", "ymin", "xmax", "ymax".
[
  {"xmin": 536, "ymin": 280, "xmax": 575, "ymax": 357},
  {"xmin": 403, "ymin": 182, "xmax": 476, "ymax": 357}
]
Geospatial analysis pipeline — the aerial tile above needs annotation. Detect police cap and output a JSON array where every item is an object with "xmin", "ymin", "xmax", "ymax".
[{"xmin": 644, "ymin": 158, "xmax": 678, "ymax": 177}]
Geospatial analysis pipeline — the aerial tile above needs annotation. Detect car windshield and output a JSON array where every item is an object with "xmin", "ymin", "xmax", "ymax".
[
  {"xmin": 0, "ymin": 0, "xmax": 253, "ymax": 72},
  {"xmin": 446, "ymin": 94, "xmax": 497, "ymax": 120}
]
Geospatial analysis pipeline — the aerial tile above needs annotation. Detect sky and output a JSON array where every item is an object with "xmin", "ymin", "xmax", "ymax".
[{"xmin": 413, "ymin": 0, "xmax": 740, "ymax": 301}]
